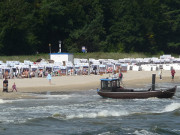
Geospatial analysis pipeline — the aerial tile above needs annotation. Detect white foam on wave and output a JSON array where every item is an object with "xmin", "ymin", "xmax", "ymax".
[
  {"xmin": 98, "ymin": 131, "xmax": 111, "ymax": 135},
  {"xmin": 66, "ymin": 110, "xmax": 129, "ymax": 119},
  {"xmin": 0, "ymin": 99, "xmax": 12, "ymax": 104},
  {"xmin": 161, "ymin": 102, "xmax": 180, "ymax": 113},
  {"xmin": 0, "ymin": 99, "xmax": 5, "ymax": 104},
  {"xmin": 36, "ymin": 94, "xmax": 73, "ymax": 100},
  {"xmin": 134, "ymin": 129, "xmax": 159, "ymax": 135},
  {"xmin": 0, "ymin": 116, "xmax": 27, "ymax": 124},
  {"xmin": 44, "ymin": 94, "xmax": 72, "ymax": 98}
]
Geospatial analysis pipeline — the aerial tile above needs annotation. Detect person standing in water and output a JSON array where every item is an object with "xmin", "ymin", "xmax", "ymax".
[{"xmin": 158, "ymin": 69, "xmax": 162, "ymax": 80}]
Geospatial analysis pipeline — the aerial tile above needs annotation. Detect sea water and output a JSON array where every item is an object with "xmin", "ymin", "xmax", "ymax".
[{"xmin": 0, "ymin": 83, "xmax": 179, "ymax": 135}]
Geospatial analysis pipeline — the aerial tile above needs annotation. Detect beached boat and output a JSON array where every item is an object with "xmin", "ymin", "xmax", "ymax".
[{"xmin": 97, "ymin": 78, "xmax": 177, "ymax": 99}]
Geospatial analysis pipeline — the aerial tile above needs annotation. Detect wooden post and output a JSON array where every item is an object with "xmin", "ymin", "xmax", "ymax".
[{"xmin": 152, "ymin": 74, "xmax": 156, "ymax": 91}]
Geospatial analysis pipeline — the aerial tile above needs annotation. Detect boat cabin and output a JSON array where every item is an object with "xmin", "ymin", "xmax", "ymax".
[{"xmin": 100, "ymin": 78, "xmax": 120, "ymax": 91}]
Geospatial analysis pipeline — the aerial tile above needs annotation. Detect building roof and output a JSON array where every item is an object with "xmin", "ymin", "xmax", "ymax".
[{"xmin": 100, "ymin": 78, "xmax": 119, "ymax": 81}]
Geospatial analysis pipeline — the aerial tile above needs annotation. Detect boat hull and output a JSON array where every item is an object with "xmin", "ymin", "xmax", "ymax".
[{"xmin": 97, "ymin": 86, "xmax": 177, "ymax": 99}]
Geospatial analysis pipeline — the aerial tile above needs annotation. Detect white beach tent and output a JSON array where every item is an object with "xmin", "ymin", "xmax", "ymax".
[
  {"xmin": 132, "ymin": 65, "xmax": 140, "ymax": 71},
  {"xmin": 141, "ymin": 65, "xmax": 152, "ymax": 71},
  {"xmin": 124, "ymin": 58, "xmax": 131, "ymax": 63},
  {"xmin": 45, "ymin": 64, "xmax": 53, "ymax": 72},
  {"xmin": 31, "ymin": 65, "xmax": 38, "ymax": 71},
  {"xmin": 160, "ymin": 54, "xmax": 172, "ymax": 59},
  {"xmin": 80, "ymin": 59, "xmax": 88, "ymax": 63},
  {"xmin": 136, "ymin": 58, "xmax": 144, "ymax": 64},
  {"xmin": 107, "ymin": 59, "xmax": 114, "ymax": 61},
  {"xmin": 163, "ymin": 64, "xmax": 171, "ymax": 70},
  {"xmin": 53, "ymin": 65, "xmax": 60, "ymax": 72},
  {"xmin": 173, "ymin": 58, "xmax": 180, "ymax": 63},
  {"xmin": 164, "ymin": 59, "xmax": 171, "ymax": 63},
  {"xmin": 99, "ymin": 59, "xmax": 106, "ymax": 64},
  {"xmin": 21, "ymin": 65, "xmax": 30, "ymax": 70},
  {"xmin": 89, "ymin": 58, "xmax": 96, "ymax": 63},
  {"xmin": 143, "ymin": 58, "xmax": 151, "ymax": 64},
  {"xmin": 66, "ymin": 62, "xmax": 74, "ymax": 75},
  {"xmin": 114, "ymin": 63, "xmax": 121, "ymax": 73},
  {"xmin": 151, "ymin": 57, "xmax": 159, "ymax": 64},
  {"xmin": 121, "ymin": 64, "xmax": 128, "ymax": 72},
  {"xmin": 99, "ymin": 64, "xmax": 106, "ymax": 74},
  {"xmin": 127, "ymin": 64, "xmax": 132, "ymax": 70},
  {"xmin": 74, "ymin": 58, "xmax": 81, "ymax": 65},
  {"xmin": 151, "ymin": 65, "xmax": 158, "ymax": 71},
  {"xmin": 74, "ymin": 64, "xmax": 81, "ymax": 75},
  {"xmin": 0, "ymin": 65, "xmax": 3, "ymax": 79},
  {"xmin": 52, "ymin": 65, "xmax": 60, "ymax": 76},
  {"xmin": 131, "ymin": 59, "xmax": 138, "ymax": 64},
  {"xmin": 118, "ymin": 59, "xmax": 125, "ymax": 63},
  {"xmin": 1, "ymin": 66, "xmax": 11, "ymax": 78},
  {"xmin": 102, "ymin": 60, "xmax": 109, "ymax": 65},
  {"xmin": 90, "ymin": 63, "xmax": 100, "ymax": 74},
  {"xmin": 91, "ymin": 59, "xmax": 100, "ymax": 65},
  {"xmin": 24, "ymin": 60, "xmax": 32, "ymax": 65},
  {"xmin": 80, "ymin": 63, "xmax": 89, "ymax": 75},
  {"xmin": 60, "ymin": 65, "xmax": 67, "ymax": 75},
  {"xmin": 153, "ymin": 59, "xmax": 161, "ymax": 64},
  {"xmin": 106, "ymin": 63, "xmax": 114, "ymax": 73},
  {"xmin": 0, "ymin": 61, "xmax": 4, "ymax": 65},
  {"xmin": 170, "ymin": 64, "xmax": 180, "ymax": 70}
]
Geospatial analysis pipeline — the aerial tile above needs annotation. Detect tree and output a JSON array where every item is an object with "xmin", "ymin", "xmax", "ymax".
[
  {"xmin": 0, "ymin": 0, "xmax": 37, "ymax": 55},
  {"xmin": 64, "ymin": 0, "xmax": 106, "ymax": 53}
]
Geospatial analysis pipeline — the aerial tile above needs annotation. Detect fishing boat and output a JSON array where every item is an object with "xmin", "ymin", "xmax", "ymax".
[{"xmin": 97, "ymin": 78, "xmax": 177, "ymax": 99}]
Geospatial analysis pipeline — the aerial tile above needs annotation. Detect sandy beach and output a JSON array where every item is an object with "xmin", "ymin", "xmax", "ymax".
[{"xmin": 0, "ymin": 70, "xmax": 179, "ymax": 100}]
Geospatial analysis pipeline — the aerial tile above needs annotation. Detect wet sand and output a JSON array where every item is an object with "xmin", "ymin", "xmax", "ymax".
[{"xmin": 0, "ymin": 70, "xmax": 179, "ymax": 100}]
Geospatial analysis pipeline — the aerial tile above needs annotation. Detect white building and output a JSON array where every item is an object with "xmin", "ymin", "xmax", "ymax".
[{"xmin": 50, "ymin": 53, "xmax": 74, "ymax": 64}]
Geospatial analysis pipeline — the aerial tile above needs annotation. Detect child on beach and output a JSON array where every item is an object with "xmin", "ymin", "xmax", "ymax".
[
  {"xmin": 171, "ymin": 68, "xmax": 176, "ymax": 81},
  {"xmin": 12, "ymin": 82, "xmax": 17, "ymax": 92},
  {"xmin": 47, "ymin": 72, "xmax": 52, "ymax": 84}
]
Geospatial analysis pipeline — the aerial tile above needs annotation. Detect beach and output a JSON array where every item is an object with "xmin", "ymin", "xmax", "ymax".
[
  {"xmin": 0, "ymin": 70, "xmax": 179, "ymax": 100},
  {"xmin": 0, "ymin": 70, "xmax": 180, "ymax": 135}
]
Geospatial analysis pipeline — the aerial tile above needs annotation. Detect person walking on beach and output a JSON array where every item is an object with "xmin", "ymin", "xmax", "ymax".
[
  {"xmin": 47, "ymin": 72, "xmax": 52, "ymax": 84},
  {"xmin": 3, "ymin": 78, "xmax": 8, "ymax": 92},
  {"xmin": 12, "ymin": 82, "xmax": 17, "ymax": 92},
  {"xmin": 119, "ymin": 71, "xmax": 123, "ymax": 84},
  {"xmin": 158, "ymin": 69, "xmax": 162, "ymax": 80},
  {"xmin": 171, "ymin": 68, "xmax": 176, "ymax": 81}
]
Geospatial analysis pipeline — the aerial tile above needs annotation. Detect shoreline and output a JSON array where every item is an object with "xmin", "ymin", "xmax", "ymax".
[{"xmin": 0, "ymin": 70, "xmax": 179, "ymax": 100}]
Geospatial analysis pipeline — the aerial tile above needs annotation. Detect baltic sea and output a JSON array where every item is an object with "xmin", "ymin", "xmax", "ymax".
[{"xmin": 0, "ymin": 82, "xmax": 179, "ymax": 135}]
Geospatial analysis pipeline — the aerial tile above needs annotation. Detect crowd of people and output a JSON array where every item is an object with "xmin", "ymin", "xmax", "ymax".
[{"xmin": 2, "ymin": 68, "xmax": 177, "ymax": 93}]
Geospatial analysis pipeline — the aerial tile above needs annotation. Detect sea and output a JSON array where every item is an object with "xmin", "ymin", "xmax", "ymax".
[{"xmin": 0, "ymin": 82, "xmax": 180, "ymax": 135}]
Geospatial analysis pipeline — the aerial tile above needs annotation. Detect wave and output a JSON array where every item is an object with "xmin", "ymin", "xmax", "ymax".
[
  {"xmin": 98, "ymin": 131, "xmax": 111, "ymax": 135},
  {"xmin": 161, "ymin": 102, "xmax": 180, "ymax": 113},
  {"xmin": 0, "ymin": 99, "xmax": 12, "ymax": 104},
  {"xmin": 0, "ymin": 117, "xmax": 27, "ymax": 124},
  {"xmin": 42, "ymin": 94, "xmax": 73, "ymax": 99},
  {"xmin": 134, "ymin": 129, "xmax": 160, "ymax": 135},
  {"xmin": 0, "ymin": 99, "xmax": 5, "ymax": 104},
  {"xmin": 131, "ymin": 102, "xmax": 180, "ymax": 115},
  {"xmin": 52, "ymin": 109, "xmax": 129, "ymax": 119}
]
